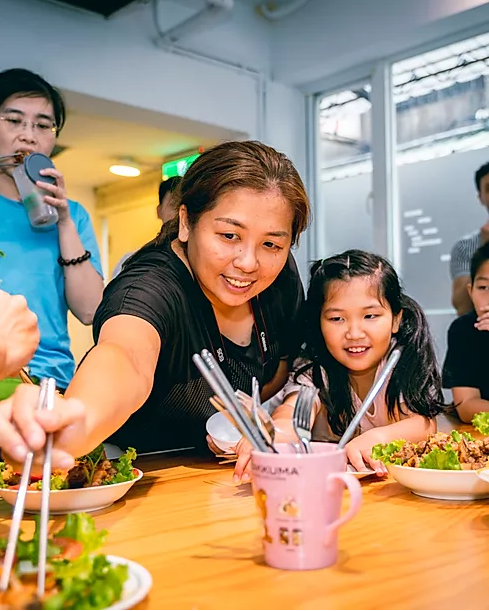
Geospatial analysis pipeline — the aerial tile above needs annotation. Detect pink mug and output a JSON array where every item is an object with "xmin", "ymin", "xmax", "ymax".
[{"xmin": 250, "ymin": 442, "xmax": 362, "ymax": 570}]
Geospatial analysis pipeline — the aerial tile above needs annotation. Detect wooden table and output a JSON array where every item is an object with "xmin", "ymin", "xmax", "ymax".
[{"xmin": 2, "ymin": 414, "xmax": 489, "ymax": 610}]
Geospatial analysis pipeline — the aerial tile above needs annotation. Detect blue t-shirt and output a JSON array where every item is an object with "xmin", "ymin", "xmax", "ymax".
[{"xmin": 0, "ymin": 194, "xmax": 103, "ymax": 389}]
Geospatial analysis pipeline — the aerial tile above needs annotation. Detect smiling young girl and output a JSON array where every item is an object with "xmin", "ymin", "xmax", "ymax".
[{"xmin": 266, "ymin": 249, "xmax": 446, "ymax": 476}]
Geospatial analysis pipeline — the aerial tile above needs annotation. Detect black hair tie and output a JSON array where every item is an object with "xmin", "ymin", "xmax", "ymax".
[{"xmin": 57, "ymin": 250, "xmax": 91, "ymax": 267}]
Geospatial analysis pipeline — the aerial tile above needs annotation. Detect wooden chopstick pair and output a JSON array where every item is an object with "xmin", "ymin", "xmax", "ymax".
[
  {"xmin": 0, "ymin": 377, "xmax": 56, "ymax": 597},
  {"xmin": 19, "ymin": 367, "xmax": 35, "ymax": 385}
]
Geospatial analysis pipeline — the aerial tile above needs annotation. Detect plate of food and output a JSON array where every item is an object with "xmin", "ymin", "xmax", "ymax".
[
  {"xmin": 371, "ymin": 428, "xmax": 489, "ymax": 500},
  {"xmin": 0, "ymin": 512, "xmax": 152, "ymax": 610},
  {"xmin": 0, "ymin": 445, "xmax": 142, "ymax": 514}
]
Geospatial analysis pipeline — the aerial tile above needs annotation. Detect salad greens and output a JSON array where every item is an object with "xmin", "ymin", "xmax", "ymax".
[
  {"xmin": 472, "ymin": 412, "xmax": 489, "ymax": 436},
  {"xmin": 371, "ymin": 440, "xmax": 406, "ymax": 465},
  {"xmin": 105, "ymin": 447, "xmax": 137, "ymax": 485},
  {"xmin": 451, "ymin": 430, "xmax": 475, "ymax": 443},
  {"xmin": 0, "ymin": 513, "xmax": 128, "ymax": 610},
  {"xmin": 0, "ymin": 445, "xmax": 137, "ymax": 490},
  {"xmin": 371, "ymin": 430, "xmax": 476, "ymax": 471},
  {"xmin": 418, "ymin": 446, "xmax": 461, "ymax": 470},
  {"xmin": 68, "ymin": 444, "xmax": 137, "ymax": 488}
]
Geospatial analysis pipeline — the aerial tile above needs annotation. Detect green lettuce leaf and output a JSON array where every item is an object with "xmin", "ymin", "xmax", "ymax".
[
  {"xmin": 44, "ymin": 515, "xmax": 127, "ymax": 610},
  {"xmin": 0, "ymin": 462, "xmax": 8, "ymax": 489},
  {"xmin": 55, "ymin": 513, "xmax": 107, "ymax": 555},
  {"xmin": 37, "ymin": 472, "xmax": 69, "ymax": 491},
  {"xmin": 0, "ymin": 513, "xmax": 128, "ymax": 609},
  {"xmin": 103, "ymin": 447, "xmax": 137, "ymax": 485},
  {"xmin": 472, "ymin": 412, "xmax": 489, "ymax": 435},
  {"xmin": 371, "ymin": 439, "xmax": 406, "ymax": 464},
  {"xmin": 419, "ymin": 446, "xmax": 462, "ymax": 470},
  {"xmin": 45, "ymin": 555, "xmax": 128, "ymax": 610},
  {"xmin": 451, "ymin": 430, "xmax": 475, "ymax": 443}
]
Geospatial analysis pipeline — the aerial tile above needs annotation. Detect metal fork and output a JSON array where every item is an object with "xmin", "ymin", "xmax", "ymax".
[
  {"xmin": 235, "ymin": 387, "xmax": 274, "ymax": 446},
  {"xmin": 292, "ymin": 386, "xmax": 317, "ymax": 453},
  {"xmin": 0, "ymin": 377, "xmax": 56, "ymax": 597},
  {"xmin": 236, "ymin": 389, "xmax": 302, "ymax": 452},
  {"xmin": 250, "ymin": 377, "xmax": 276, "ymax": 450}
]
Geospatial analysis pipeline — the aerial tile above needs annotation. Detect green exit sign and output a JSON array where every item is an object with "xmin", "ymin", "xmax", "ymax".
[{"xmin": 162, "ymin": 153, "xmax": 200, "ymax": 179}]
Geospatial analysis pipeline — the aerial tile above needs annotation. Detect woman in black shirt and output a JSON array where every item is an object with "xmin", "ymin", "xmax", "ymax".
[{"xmin": 0, "ymin": 140, "xmax": 310, "ymax": 476}]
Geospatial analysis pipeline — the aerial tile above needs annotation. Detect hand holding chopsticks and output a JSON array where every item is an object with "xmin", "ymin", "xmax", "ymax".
[
  {"xmin": 0, "ymin": 377, "xmax": 56, "ymax": 598},
  {"xmin": 0, "ymin": 383, "xmax": 84, "ymax": 469}
]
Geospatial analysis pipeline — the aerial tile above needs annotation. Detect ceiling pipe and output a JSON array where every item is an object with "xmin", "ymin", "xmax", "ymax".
[
  {"xmin": 258, "ymin": 0, "xmax": 310, "ymax": 20},
  {"xmin": 153, "ymin": 0, "xmax": 234, "ymax": 45}
]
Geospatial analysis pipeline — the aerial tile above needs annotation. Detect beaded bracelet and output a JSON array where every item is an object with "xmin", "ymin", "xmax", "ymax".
[{"xmin": 57, "ymin": 250, "xmax": 92, "ymax": 267}]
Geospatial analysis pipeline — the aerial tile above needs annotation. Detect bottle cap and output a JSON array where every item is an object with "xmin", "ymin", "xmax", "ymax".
[{"xmin": 24, "ymin": 153, "xmax": 56, "ymax": 185}]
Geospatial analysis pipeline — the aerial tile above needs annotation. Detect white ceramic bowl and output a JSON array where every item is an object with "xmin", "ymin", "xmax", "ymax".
[
  {"xmin": 0, "ymin": 469, "xmax": 143, "ymax": 514},
  {"xmin": 388, "ymin": 463, "xmax": 489, "ymax": 500},
  {"xmin": 206, "ymin": 411, "xmax": 241, "ymax": 454}
]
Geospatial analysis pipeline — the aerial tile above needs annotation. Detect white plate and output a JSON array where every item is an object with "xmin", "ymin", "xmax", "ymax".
[
  {"xmin": 388, "ymin": 463, "xmax": 489, "ymax": 500},
  {"xmin": 347, "ymin": 465, "xmax": 376, "ymax": 479},
  {"xmin": 0, "ymin": 469, "xmax": 143, "ymax": 514},
  {"xmin": 105, "ymin": 555, "xmax": 152, "ymax": 610}
]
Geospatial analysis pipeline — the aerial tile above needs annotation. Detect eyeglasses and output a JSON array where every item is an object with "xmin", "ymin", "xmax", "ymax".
[{"xmin": 0, "ymin": 115, "xmax": 57, "ymax": 136}]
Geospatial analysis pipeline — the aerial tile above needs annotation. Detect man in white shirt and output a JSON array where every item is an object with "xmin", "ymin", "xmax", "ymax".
[{"xmin": 450, "ymin": 161, "xmax": 489, "ymax": 315}]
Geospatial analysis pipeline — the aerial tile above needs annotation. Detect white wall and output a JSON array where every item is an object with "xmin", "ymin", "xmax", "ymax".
[
  {"xmin": 265, "ymin": 80, "xmax": 309, "ymax": 280},
  {"xmin": 0, "ymin": 0, "xmax": 310, "ymax": 276},
  {"xmin": 270, "ymin": 0, "xmax": 489, "ymax": 89},
  {"xmin": 0, "ymin": 0, "xmax": 268, "ymax": 136}
]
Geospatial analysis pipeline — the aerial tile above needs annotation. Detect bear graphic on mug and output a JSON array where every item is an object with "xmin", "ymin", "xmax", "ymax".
[
  {"xmin": 254, "ymin": 488, "xmax": 273, "ymax": 543},
  {"xmin": 279, "ymin": 497, "xmax": 300, "ymax": 517}
]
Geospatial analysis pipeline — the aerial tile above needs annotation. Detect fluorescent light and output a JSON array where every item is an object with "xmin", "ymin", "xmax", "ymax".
[{"xmin": 109, "ymin": 163, "xmax": 140, "ymax": 177}]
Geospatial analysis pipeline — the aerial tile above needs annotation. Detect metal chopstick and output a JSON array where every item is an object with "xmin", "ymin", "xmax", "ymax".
[
  {"xmin": 0, "ymin": 378, "xmax": 55, "ymax": 597},
  {"xmin": 338, "ymin": 347, "xmax": 403, "ymax": 449},
  {"xmin": 37, "ymin": 378, "xmax": 56, "ymax": 597},
  {"xmin": 193, "ymin": 352, "xmax": 270, "ymax": 452},
  {"xmin": 200, "ymin": 350, "xmax": 271, "ymax": 452}
]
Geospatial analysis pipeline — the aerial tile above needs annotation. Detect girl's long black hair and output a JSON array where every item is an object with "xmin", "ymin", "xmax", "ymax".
[{"xmin": 295, "ymin": 249, "xmax": 446, "ymax": 436}]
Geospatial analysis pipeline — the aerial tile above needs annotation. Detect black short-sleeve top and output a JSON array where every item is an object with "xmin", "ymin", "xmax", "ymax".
[
  {"xmin": 92, "ymin": 238, "xmax": 304, "ymax": 453},
  {"xmin": 442, "ymin": 311, "xmax": 489, "ymax": 401}
]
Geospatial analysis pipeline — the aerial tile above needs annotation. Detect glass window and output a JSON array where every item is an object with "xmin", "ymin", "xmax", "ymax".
[
  {"xmin": 316, "ymin": 83, "xmax": 373, "ymax": 258},
  {"xmin": 393, "ymin": 32, "xmax": 489, "ymax": 360}
]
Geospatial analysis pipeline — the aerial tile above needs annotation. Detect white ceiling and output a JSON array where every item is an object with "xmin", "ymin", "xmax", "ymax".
[
  {"xmin": 55, "ymin": 110, "xmax": 214, "ymax": 190},
  {"xmin": 53, "ymin": 90, "xmax": 243, "ymax": 191}
]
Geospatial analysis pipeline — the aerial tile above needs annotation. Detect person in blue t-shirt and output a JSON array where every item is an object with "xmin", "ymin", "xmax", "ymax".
[{"xmin": 0, "ymin": 68, "xmax": 103, "ymax": 391}]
